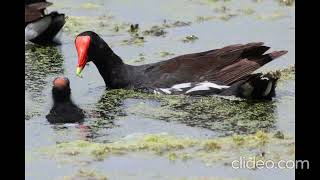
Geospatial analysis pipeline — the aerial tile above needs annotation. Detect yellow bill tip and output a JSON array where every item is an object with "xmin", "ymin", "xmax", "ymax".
[{"xmin": 76, "ymin": 67, "xmax": 83, "ymax": 77}]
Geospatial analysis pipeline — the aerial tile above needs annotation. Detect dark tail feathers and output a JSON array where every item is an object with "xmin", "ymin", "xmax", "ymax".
[
  {"xmin": 254, "ymin": 50, "xmax": 288, "ymax": 66},
  {"xmin": 268, "ymin": 50, "xmax": 288, "ymax": 59}
]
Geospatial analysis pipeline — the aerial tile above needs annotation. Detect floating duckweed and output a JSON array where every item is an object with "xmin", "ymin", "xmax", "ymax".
[
  {"xmin": 168, "ymin": 152, "xmax": 178, "ymax": 161},
  {"xmin": 138, "ymin": 134, "xmax": 197, "ymax": 152},
  {"xmin": 254, "ymin": 131, "xmax": 269, "ymax": 145},
  {"xmin": 176, "ymin": 177, "xmax": 243, "ymax": 180},
  {"xmin": 203, "ymin": 140, "xmax": 221, "ymax": 152},
  {"xmin": 91, "ymin": 146, "xmax": 109, "ymax": 160},
  {"xmin": 181, "ymin": 153, "xmax": 192, "ymax": 161},
  {"xmin": 162, "ymin": 20, "xmax": 191, "ymax": 28},
  {"xmin": 208, "ymin": 0, "xmax": 220, "ymax": 3},
  {"xmin": 143, "ymin": 26, "xmax": 167, "ymax": 37},
  {"xmin": 25, "ymin": 45, "xmax": 64, "ymax": 103},
  {"xmin": 122, "ymin": 33, "xmax": 145, "ymax": 46},
  {"xmin": 232, "ymin": 135, "xmax": 245, "ymax": 146},
  {"xmin": 131, "ymin": 53, "xmax": 146, "ymax": 64},
  {"xmin": 25, "ymin": 111, "xmax": 42, "ymax": 120},
  {"xmin": 277, "ymin": 0, "xmax": 294, "ymax": 6},
  {"xmin": 182, "ymin": 35, "xmax": 199, "ymax": 43},
  {"xmin": 273, "ymin": 131, "xmax": 285, "ymax": 139},
  {"xmin": 214, "ymin": 6, "xmax": 229, "ymax": 14},
  {"xmin": 239, "ymin": 8, "xmax": 255, "ymax": 15},
  {"xmin": 61, "ymin": 169, "xmax": 108, "ymax": 180},
  {"xmin": 159, "ymin": 51, "xmax": 175, "ymax": 57},
  {"xmin": 264, "ymin": 64, "xmax": 295, "ymax": 82},
  {"xmin": 64, "ymin": 15, "xmax": 113, "ymax": 35},
  {"xmin": 142, "ymin": 20, "xmax": 190, "ymax": 37},
  {"xmin": 41, "ymin": 132, "xmax": 294, "ymax": 167},
  {"xmin": 257, "ymin": 11, "xmax": 288, "ymax": 20},
  {"xmin": 128, "ymin": 24, "xmax": 139, "ymax": 33},
  {"xmin": 112, "ymin": 22, "xmax": 131, "ymax": 33},
  {"xmin": 196, "ymin": 16, "xmax": 215, "ymax": 23},
  {"xmin": 80, "ymin": 3, "xmax": 101, "ymax": 9},
  {"xmin": 219, "ymin": 13, "xmax": 238, "ymax": 21},
  {"xmin": 92, "ymin": 66, "xmax": 294, "ymax": 134},
  {"xmin": 277, "ymin": 64, "xmax": 295, "ymax": 81}
]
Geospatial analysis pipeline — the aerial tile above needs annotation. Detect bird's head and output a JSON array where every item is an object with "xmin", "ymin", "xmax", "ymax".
[
  {"xmin": 52, "ymin": 76, "xmax": 71, "ymax": 102},
  {"xmin": 75, "ymin": 31, "xmax": 109, "ymax": 77}
]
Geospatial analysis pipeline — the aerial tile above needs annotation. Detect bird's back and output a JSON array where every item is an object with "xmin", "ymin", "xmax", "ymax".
[{"xmin": 135, "ymin": 42, "xmax": 286, "ymax": 88}]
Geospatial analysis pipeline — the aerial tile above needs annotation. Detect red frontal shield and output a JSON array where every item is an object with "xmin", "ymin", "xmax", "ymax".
[{"xmin": 75, "ymin": 36, "xmax": 91, "ymax": 69}]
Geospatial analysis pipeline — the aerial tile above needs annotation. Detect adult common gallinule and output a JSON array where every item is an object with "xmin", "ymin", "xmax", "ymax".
[
  {"xmin": 46, "ymin": 77, "xmax": 85, "ymax": 124},
  {"xmin": 25, "ymin": 0, "xmax": 65, "ymax": 44},
  {"xmin": 74, "ymin": 31, "xmax": 287, "ymax": 100}
]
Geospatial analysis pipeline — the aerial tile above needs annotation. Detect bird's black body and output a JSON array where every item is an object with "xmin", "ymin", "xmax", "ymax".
[
  {"xmin": 77, "ymin": 31, "xmax": 287, "ymax": 100},
  {"xmin": 46, "ymin": 78, "xmax": 85, "ymax": 124}
]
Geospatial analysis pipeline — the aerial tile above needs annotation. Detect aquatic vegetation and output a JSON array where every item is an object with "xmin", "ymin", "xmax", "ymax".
[
  {"xmin": 64, "ymin": 15, "xmax": 113, "ymax": 36},
  {"xmin": 266, "ymin": 64, "xmax": 295, "ymax": 82},
  {"xmin": 176, "ymin": 178, "xmax": 243, "ymax": 180},
  {"xmin": 112, "ymin": 23, "xmax": 131, "ymax": 33},
  {"xmin": 232, "ymin": 134, "xmax": 245, "ymax": 146},
  {"xmin": 273, "ymin": 131, "xmax": 285, "ymax": 139},
  {"xmin": 41, "ymin": 132, "xmax": 294, "ymax": 167},
  {"xmin": 196, "ymin": 16, "xmax": 215, "ymax": 23},
  {"xmin": 124, "ymin": 24, "xmax": 168, "ymax": 45},
  {"xmin": 182, "ymin": 35, "xmax": 199, "ymax": 43},
  {"xmin": 128, "ymin": 24, "xmax": 139, "ymax": 33},
  {"xmin": 277, "ymin": 0, "xmax": 294, "ymax": 6},
  {"xmin": 239, "ymin": 8, "xmax": 255, "ymax": 15},
  {"xmin": 121, "ymin": 33, "xmax": 145, "ymax": 46},
  {"xmin": 278, "ymin": 64, "xmax": 295, "ymax": 81},
  {"xmin": 218, "ymin": 13, "xmax": 238, "ymax": 21},
  {"xmin": 208, "ymin": 0, "xmax": 231, "ymax": 3},
  {"xmin": 60, "ymin": 168, "xmax": 108, "ymax": 180},
  {"xmin": 25, "ymin": 111, "xmax": 42, "ymax": 121},
  {"xmin": 133, "ymin": 53, "xmax": 146, "ymax": 63},
  {"xmin": 211, "ymin": 4, "xmax": 239, "ymax": 21},
  {"xmin": 143, "ymin": 26, "xmax": 167, "ymax": 37},
  {"xmin": 254, "ymin": 130, "xmax": 269, "ymax": 145},
  {"xmin": 123, "ymin": 20, "xmax": 191, "ymax": 45},
  {"xmin": 80, "ymin": 3, "xmax": 101, "ymax": 9},
  {"xmin": 203, "ymin": 140, "xmax": 221, "ymax": 152},
  {"xmin": 25, "ymin": 45, "xmax": 64, "ymax": 102},
  {"xmin": 256, "ymin": 10, "xmax": 288, "ymax": 20},
  {"xmin": 214, "ymin": 6, "xmax": 230, "ymax": 14},
  {"xmin": 120, "ymin": 24, "xmax": 146, "ymax": 45},
  {"xmin": 162, "ymin": 20, "xmax": 192, "ymax": 28},
  {"xmin": 142, "ymin": 20, "xmax": 191, "ymax": 37},
  {"xmin": 159, "ymin": 51, "xmax": 175, "ymax": 58},
  {"xmin": 91, "ymin": 66, "xmax": 294, "ymax": 134}
]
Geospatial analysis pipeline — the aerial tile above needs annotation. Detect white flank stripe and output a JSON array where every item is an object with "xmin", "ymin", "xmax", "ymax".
[
  {"xmin": 159, "ymin": 88, "xmax": 172, "ymax": 94},
  {"xmin": 196, "ymin": 82, "xmax": 230, "ymax": 89},
  {"xmin": 171, "ymin": 83, "xmax": 191, "ymax": 90},
  {"xmin": 185, "ymin": 85, "xmax": 210, "ymax": 94}
]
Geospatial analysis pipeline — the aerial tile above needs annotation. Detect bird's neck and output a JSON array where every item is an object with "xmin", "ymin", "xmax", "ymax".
[
  {"xmin": 92, "ymin": 44, "xmax": 128, "ymax": 88},
  {"xmin": 52, "ymin": 88, "xmax": 72, "ymax": 103}
]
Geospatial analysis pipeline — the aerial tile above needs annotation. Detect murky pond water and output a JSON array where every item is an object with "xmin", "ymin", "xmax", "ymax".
[{"xmin": 25, "ymin": 0, "xmax": 295, "ymax": 179}]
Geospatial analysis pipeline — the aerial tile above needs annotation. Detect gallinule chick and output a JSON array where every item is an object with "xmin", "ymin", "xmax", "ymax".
[
  {"xmin": 46, "ymin": 77, "xmax": 85, "ymax": 124},
  {"xmin": 74, "ymin": 31, "xmax": 287, "ymax": 100},
  {"xmin": 25, "ymin": 0, "xmax": 65, "ymax": 44}
]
